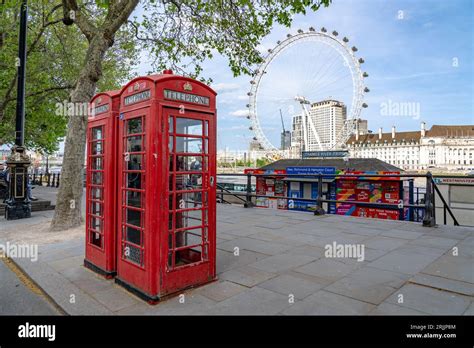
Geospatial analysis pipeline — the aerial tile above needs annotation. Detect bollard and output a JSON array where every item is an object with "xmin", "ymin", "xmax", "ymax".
[
  {"xmin": 422, "ymin": 172, "xmax": 436, "ymax": 227},
  {"xmin": 244, "ymin": 173, "xmax": 254, "ymax": 208},
  {"xmin": 314, "ymin": 173, "xmax": 325, "ymax": 216}
]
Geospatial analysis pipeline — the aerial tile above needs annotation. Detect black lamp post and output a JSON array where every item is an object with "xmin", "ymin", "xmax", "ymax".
[{"xmin": 5, "ymin": 0, "xmax": 31, "ymax": 220}]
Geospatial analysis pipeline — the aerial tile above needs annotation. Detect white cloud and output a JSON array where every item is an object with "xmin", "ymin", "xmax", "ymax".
[
  {"xmin": 212, "ymin": 82, "xmax": 241, "ymax": 92},
  {"xmin": 229, "ymin": 109, "xmax": 249, "ymax": 117}
]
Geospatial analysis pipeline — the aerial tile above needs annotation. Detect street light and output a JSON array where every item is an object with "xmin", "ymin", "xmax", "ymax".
[{"xmin": 5, "ymin": 0, "xmax": 31, "ymax": 220}]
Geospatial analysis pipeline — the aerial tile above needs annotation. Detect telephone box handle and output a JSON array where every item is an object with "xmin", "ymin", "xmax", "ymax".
[{"xmin": 210, "ymin": 176, "xmax": 214, "ymax": 187}]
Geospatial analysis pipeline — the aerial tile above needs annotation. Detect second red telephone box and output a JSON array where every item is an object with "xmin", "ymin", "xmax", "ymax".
[
  {"xmin": 115, "ymin": 71, "xmax": 217, "ymax": 302},
  {"xmin": 84, "ymin": 90, "xmax": 120, "ymax": 278}
]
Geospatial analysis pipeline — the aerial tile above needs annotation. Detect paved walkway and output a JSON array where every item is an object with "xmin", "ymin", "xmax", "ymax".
[
  {"xmin": 0, "ymin": 260, "xmax": 59, "ymax": 315},
  {"xmin": 1, "ymin": 205, "xmax": 473, "ymax": 315}
]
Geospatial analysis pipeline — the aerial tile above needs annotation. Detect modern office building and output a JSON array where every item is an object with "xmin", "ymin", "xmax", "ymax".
[{"xmin": 291, "ymin": 99, "xmax": 347, "ymax": 151}]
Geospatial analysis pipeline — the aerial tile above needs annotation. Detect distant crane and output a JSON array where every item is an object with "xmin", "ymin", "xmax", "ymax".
[
  {"xmin": 280, "ymin": 109, "xmax": 290, "ymax": 150},
  {"xmin": 280, "ymin": 109, "xmax": 285, "ymax": 134}
]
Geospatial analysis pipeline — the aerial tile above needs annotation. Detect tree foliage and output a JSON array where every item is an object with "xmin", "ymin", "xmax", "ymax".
[
  {"xmin": 0, "ymin": 0, "xmax": 138, "ymax": 154},
  {"xmin": 11, "ymin": 0, "xmax": 331, "ymax": 230}
]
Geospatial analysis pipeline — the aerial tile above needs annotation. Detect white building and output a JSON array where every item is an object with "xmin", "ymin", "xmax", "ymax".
[
  {"xmin": 347, "ymin": 122, "xmax": 474, "ymax": 171},
  {"xmin": 291, "ymin": 99, "xmax": 347, "ymax": 152}
]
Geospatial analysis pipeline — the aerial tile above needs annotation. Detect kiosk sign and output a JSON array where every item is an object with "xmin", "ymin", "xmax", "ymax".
[
  {"xmin": 124, "ymin": 90, "xmax": 151, "ymax": 105},
  {"xmin": 302, "ymin": 150, "xmax": 348, "ymax": 158},
  {"xmin": 286, "ymin": 166, "xmax": 336, "ymax": 176},
  {"xmin": 164, "ymin": 89, "xmax": 210, "ymax": 106}
]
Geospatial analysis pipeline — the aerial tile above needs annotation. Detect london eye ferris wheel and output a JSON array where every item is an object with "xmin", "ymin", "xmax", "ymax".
[{"xmin": 247, "ymin": 27, "xmax": 369, "ymax": 157}]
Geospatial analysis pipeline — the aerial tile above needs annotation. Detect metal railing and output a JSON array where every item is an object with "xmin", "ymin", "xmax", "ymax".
[
  {"xmin": 29, "ymin": 173, "xmax": 60, "ymax": 188},
  {"xmin": 217, "ymin": 172, "xmax": 462, "ymax": 227}
]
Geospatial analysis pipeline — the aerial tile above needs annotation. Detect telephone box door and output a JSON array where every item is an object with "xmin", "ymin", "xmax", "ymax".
[{"xmin": 163, "ymin": 108, "xmax": 216, "ymax": 294}]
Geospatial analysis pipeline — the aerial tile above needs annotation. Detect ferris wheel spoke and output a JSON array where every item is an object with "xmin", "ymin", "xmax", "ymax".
[{"xmin": 249, "ymin": 30, "xmax": 366, "ymax": 153}]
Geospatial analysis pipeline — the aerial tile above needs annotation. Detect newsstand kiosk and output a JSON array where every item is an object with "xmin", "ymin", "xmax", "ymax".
[
  {"xmin": 84, "ymin": 90, "xmax": 120, "ymax": 278},
  {"xmin": 114, "ymin": 72, "xmax": 217, "ymax": 302}
]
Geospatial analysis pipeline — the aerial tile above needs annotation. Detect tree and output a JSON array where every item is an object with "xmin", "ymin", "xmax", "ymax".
[
  {"xmin": 0, "ymin": 0, "xmax": 138, "ymax": 154},
  {"xmin": 51, "ymin": 0, "xmax": 331, "ymax": 230}
]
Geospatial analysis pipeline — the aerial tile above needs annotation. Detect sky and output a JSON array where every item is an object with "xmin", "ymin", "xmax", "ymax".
[
  {"xmin": 27, "ymin": 0, "xmax": 473, "ymax": 155},
  {"xmin": 131, "ymin": 0, "xmax": 471, "ymax": 151}
]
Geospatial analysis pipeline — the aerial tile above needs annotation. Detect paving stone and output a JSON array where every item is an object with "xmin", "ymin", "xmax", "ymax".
[
  {"xmin": 58, "ymin": 264, "xmax": 95, "ymax": 282},
  {"xmin": 284, "ymin": 245, "xmax": 324, "ymax": 259},
  {"xmin": 219, "ymin": 265, "xmax": 276, "ymax": 287},
  {"xmin": 258, "ymin": 274, "xmax": 326, "ymax": 299},
  {"xmin": 410, "ymin": 236, "xmax": 460, "ymax": 249},
  {"xmin": 455, "ymin": 241, "xmax": 474, "ymax": 258},
  {"xmin": 396, "ymin": 244, "xmax": 447, "ymax": 257},
  {"xmin": 203, "ymin": 287, "xmax": 290, "ymax": 315},
  {"xmin": 216, "ymin": 221, "xmax": 238, "ymax": 233},
  {"xmin": 14, "ymin": 257, "xmax": 112, "ymax": 315},
  {"xmin": 368, "ymin": 249, "xmax": 442, "ymax": 275},
  {"xmin": 426, "ymin": 229, "xmax": 473, "ymax": 241},
  {"xmin": 421, "ymin": 255, "xmax": 474, "ymax": 284},
  {"xmin": 294, "ymin": 258, "xmax": 357, "ymax": 282},
  {"xmin": 380, "ymin": 229, "xmax": 425, "ymax": 240},
  {"xmin": 338, "ymin": 226, "xmax": 382, "ymax": 237},
  {"xmin": 194, "ymin": 280, "xmax": 247, "ymax": 302},
  {"xmin": 370, "ymin": 302, "xmax": 427, "ymax": 315},
  {"xmin": 93, "ymin": 286, "xmax": 140, "ymax": 312},
  {"xmin": 384, "ymin": 283, "xmax": 471, "ymax": 315},
  {"xmin": 61, "ymin": 245, "xmax": 86, "ymax": 257},
  {"xmin": 217, "ymin": 232, "xmax": 240, "ymax": 241},
  {"xmin": 409, "ymin": 274, "xmax": 474, "ymax": 296},
  {"xmin": 47, "ymin": 256, "xmax": 84, "ymax": 272},
  {"xmin": 72, "ymin": 277, "xmax": 114, "ymax": 295},
  {"xmin": 249, "ymin": 254, "xmax": 316, "ymax": 273},
  {"xmin": 217, "ymin": 237, "xmax": 293, "ymax": 256},
  {"xmin": 217, "ymin": 249, "xmax": 268, "ymax": 274},
  {"xmin": 37, "ymin": 249, "xmax": 77, "ymax": 263},
  {"xmin": 282, "ymin": 290, "xmax": 375, "ymax": 315},
  {"xmin": 363, "ymin": 236, "xmax": 409, "ymax": 251},
  {"xmin": 148, "ymin": 294, "xmax": 218, "ymax": 315},
  {"xmin": 460, "ymin": 235, "xmax": 474, "ymax": 246},
  {"xmin": 247, "ymin": 231, "xmax": 287, "ymax": 242},
  {"xmin": 363, "ymin": 248, "xmax": 389, "ymax": 262},
  {"xmin": 324, "ymin": 276, "xmax": 399, "ymax": 305},
  {"xmin": 225, "ymin": 225, "xmax": 271, "ymax": 237},
  {"xmin": 464, "ymin": 301, "xmax": 474, "ymax": 315},
  {"xmin": 115, "ymin": 301, "xmax": 157, "ymax": 315}
]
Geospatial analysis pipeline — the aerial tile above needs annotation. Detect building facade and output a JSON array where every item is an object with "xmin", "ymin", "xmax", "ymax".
[
  {"xmin": 347, "ymin": 122, "xmax": 474, "ymax": 171},
  {"xmin": 291, "ymin": 99, "xmax": 347, "ymax": 152}
]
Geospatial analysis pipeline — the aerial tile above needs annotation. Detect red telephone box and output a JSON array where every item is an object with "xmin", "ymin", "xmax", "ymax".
[
  {"xmin": 115, "ymin": 71, "xmax": 217, "ymax": 302},
  {"xmin": 84, "ymin": 90, "xmax": 120, "ymax": 278}
]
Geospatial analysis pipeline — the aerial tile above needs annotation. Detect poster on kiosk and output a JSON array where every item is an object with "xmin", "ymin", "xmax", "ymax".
[
  {"xmin": 114, "ymin": 71, "xmax": 217, "ymax": 303},
  {"xmin": 84, "ymin": 90, "xmax": 120, "ymax": 278}
]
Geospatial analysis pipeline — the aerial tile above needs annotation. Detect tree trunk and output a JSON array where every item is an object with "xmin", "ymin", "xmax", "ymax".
[{"xmin": 50, "ymin": 33, "xmax": 111, "ymax": 231}]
